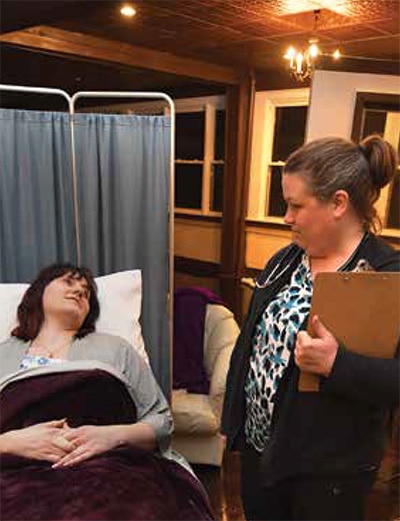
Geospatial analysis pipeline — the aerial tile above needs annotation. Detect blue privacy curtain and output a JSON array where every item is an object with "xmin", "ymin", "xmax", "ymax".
[
  {"xmin": 0, "ymin": 109, "xmax": 171, "ymax": 394},
  {"xmin": 0, "ymin": 109, "xmax": 75, "ymax": 282},
  {"xmin": 73, "ymin": 113, "xmax": 171, "ymax": 394}
]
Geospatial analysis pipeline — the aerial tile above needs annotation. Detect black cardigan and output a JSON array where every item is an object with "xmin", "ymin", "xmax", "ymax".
[{"xmin": 221, "ymin": 233, "xmax": 400, "ymax": 487}]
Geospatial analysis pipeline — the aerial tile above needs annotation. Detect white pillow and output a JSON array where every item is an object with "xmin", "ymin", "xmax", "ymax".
[
  {"xmin": 0, "ymin": 283, "xmax": 28, "ymax": 343},
  {"xmin": 0, "ymin": 270, "xmax": 148, "ymax": 362},
  {"xmin": 95, "ymin": 270, "xmax": 148, "ymax": 362}
]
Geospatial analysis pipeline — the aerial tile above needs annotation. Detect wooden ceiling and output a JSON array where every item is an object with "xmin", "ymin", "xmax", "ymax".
[{"xmin": 0, "ymin": 0, "xmax": 399, "ymax": 103}]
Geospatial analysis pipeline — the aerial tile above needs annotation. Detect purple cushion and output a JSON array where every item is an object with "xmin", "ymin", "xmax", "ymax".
[{"xmin": 173, "ymin": 287, "xmax": 224, "ymax": 394}]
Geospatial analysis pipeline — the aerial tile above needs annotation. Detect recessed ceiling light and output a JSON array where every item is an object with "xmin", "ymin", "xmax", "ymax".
[
  {"xmin": 120, "ymin": 5, "xmax": 136, "ymax": 18},
  {"xmin": 281, "ymin": 0, "xmax": 348, "ymax": 15}
]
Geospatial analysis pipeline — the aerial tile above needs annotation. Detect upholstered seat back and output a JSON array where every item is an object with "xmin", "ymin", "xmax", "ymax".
[
  {"xmin": 171, "ymin": 303, "xmax": 239, "ymax": 466},
  {"xmin": 203, "ymin": 304, "xmax": 240, "ymax": 406},
  {"xmin": 203, "ymin": 304, "xmax": 239, "ymax": 375}
]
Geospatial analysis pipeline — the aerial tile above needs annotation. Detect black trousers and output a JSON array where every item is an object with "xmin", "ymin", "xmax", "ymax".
[{"xmin": 241, "ymin": 445, "xmax": 377, "ymax": 521}]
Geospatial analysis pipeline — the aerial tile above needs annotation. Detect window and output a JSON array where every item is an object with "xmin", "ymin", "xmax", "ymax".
[
  {"xmin": 361, "ymin": 109, "xmax": 386, "ymax": 139},
  {"xmin": 211, "ymin": 163, "xmax": 224, "ymax": 212},
  {"xmin": 174, "ymin": 97, "xmax": 225, "ymax": 215},
  {"xmin": 351, "ymin": 92, "xmax": 400, "ymax": 237},
  {"xmin": 176, "ymin": 112, "xmax": 205, "ymax": 158},
  {"xmin": 352, "ymin": 92, "xmax": 400, "ymax": 234},
  {"xmin": 211, "ymin": 109, "xmax": 225, "ymax": 212},
  {"xmin": 266, "ymin": 106, "xmax": 308, "ymax": 217},
  {"xmin": 387, "ymin": 170, "xmax": 400, "ymax": 229},
  {"xmin": 175, "ymin": 163, "xmax": 203, "ymax": 209},
  {"xmin": 82, "ymin": 95, "xmax": 226, "ymax": 216},
  {"xmin": 385, "ymin": 116, "xmax": 400, "ymax": 230},
  {"xmin": 175, "ymin": 112, "xmax": 205, "ymax": 210},
  {"xmin": 247, "ymin": 88, "xmax": 309, "ymax": 222},
  {"xmin": 376, "ymin": 111, "xmax": 399, "ymax": 232}
]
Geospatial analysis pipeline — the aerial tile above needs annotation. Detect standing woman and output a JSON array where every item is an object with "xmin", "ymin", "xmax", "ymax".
[{"xmin": 222, "ymin": 135, "xmax": 400, "ymax": 521}]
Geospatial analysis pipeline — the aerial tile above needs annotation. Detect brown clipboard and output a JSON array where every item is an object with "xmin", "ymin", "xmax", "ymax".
[{"xmin": 298, "ymin": 271, "xmax": 400, "ymax": 392}]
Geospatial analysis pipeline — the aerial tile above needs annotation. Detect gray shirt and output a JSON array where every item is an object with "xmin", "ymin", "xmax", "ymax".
[{"xmin": 0, "ymin": 332, "xmax": 173, "ymax": 452}]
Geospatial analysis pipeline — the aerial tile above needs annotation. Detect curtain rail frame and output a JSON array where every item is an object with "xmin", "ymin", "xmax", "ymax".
[{"xmin": 0, "ymin": 84, "xmax": 175, "ymax": 398}]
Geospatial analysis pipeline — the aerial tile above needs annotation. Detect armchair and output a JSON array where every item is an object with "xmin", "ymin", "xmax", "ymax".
[{"xmin": 171, "ymin": 303, "xmax": 240, "ymax": 466}]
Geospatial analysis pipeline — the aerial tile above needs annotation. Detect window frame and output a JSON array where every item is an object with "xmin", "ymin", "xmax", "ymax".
[
  {"xmin": 247, "ymin": 88, "xmax": 310, "ymax": 224},
  {"xmin": 380, "ymin": 111, "xmax": 400, "ymax": 236},
  {"xmin": 173, "ymin": 95, "xmax": 226, "ymax": 216},
  {"xmin": 85, "ymin": 95, "xmax": 226, "ymax": 216}
]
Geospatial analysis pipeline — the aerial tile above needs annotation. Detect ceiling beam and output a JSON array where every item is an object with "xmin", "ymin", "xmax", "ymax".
[{"xmin": 0, "ymin": 25, "xmax": 242, "ymax": 85}]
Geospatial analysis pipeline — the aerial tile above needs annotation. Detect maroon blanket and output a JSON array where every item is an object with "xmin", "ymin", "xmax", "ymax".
[{"xmin": 0, "ymin": 369, "xmax": 215, "ymax": 520}]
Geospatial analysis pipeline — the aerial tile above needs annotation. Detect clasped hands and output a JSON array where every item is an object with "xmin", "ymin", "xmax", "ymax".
[
  {"xmin": 52, "ymin": 422, "xmax": 120, "ymax": 469},
  {"xmin": 294, "ymin": 315, "xmax": 339, "ymax": 378},
  {"xmin": 5, "ymin": 419, "xmax": 119, "ymax": 469}
]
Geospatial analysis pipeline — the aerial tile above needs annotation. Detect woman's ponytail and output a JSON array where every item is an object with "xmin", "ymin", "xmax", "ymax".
[{"xmin": 360, "ymin": 134, "xmax": 398, "ymax": 194}]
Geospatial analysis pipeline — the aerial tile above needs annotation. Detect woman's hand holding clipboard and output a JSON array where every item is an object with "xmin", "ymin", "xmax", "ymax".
[{"xmin": 297, "ymin": 272, "xmax": 400, "ymax": 392}]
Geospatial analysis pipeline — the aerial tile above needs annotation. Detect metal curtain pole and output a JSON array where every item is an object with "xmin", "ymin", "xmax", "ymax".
[
  {"xmin": 0, "ymin": 85, "xmax": 175, "ymax": 397},
  {"xmin": 71, "ymin": 91, "xmax": 175, "ymax": 397}
]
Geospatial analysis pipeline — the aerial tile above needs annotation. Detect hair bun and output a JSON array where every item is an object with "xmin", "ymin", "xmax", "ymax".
[{"xmin": 360, "ymin": 134, "xmax": 398, "ymax": 190}]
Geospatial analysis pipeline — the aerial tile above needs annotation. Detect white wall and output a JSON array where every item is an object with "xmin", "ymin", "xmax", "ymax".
[{"xmin": 307, "ymin": 70, "xmax": 400, "ymax": 141}]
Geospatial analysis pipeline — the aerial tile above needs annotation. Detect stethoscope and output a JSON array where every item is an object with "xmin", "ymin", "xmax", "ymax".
[
  {"xmin": 254, "ymin": 233, "xmax": 369, "ymax": 289},
  {"xmin": 254, "ymin": 262, "xmax": 292, "ymax": 289}
]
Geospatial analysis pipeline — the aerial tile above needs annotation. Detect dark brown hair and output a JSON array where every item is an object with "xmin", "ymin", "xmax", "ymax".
[
  {"xmin": 12, "ymin": 263, "xmax": 100, "ymax": 341},
  {"xmin": 284, "ymin": 134, "xmax": 398, "ymax": 232}
]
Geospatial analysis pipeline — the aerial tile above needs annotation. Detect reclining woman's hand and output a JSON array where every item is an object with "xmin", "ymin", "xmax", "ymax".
[
  {"xmin": 52, "ymin": 424, "xmax": 123, "ymax": 468},
  {"xmin": 52, "ymin": 422, "xmax": 156, "ymax": 468},
  {"xmin": 0, "ymin": 419, "xmax": 76, "ymax": 463}
]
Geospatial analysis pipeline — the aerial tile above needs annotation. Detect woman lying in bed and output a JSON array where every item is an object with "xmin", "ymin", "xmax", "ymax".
[{"xmin": 0, "ymin": 264, "xmax": 214, "ymax": 521}]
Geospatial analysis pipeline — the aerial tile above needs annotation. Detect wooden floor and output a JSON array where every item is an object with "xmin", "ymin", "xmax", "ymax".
[
  {"xmin": 194, "ymin": 452, "xmax": 245, "ymax": 521},
  {"xmin": 193, "ymin": 446, "xmax": 399, "ymax": 521}
]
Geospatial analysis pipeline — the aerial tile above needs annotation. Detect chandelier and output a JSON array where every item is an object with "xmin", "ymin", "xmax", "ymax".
[{"xmin": 284, "ymin": 10, "xmax": 341, "ymax": 82}]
